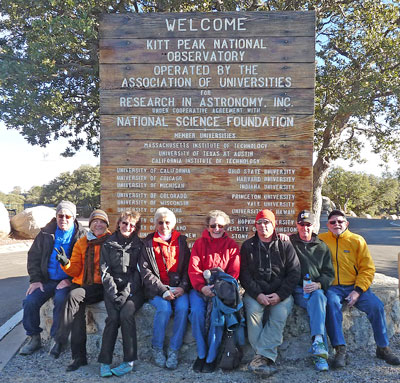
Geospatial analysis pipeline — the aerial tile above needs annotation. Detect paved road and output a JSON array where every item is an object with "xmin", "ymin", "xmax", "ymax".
[
  {"xmin": 0, "ymin": 251, "xmax": 28, "ymax": 327},
  {"xmin": 0, "ymin": 217, "xmax": 398, "ymax": 328}
]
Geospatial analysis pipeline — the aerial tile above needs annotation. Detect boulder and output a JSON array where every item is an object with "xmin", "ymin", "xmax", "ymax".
[
  {"xmin": 348, "ymin": 210, "xmax": 357, "ymax": 217},
  {"xmin": 11, "ymin": 206, "xmax": 55, "ymax": 239},
  {"xmin": 0, "ymin": 202, "xmax": 11, "ymax": 239},
  {"xmin": 360, "ymin": 213, "xmax": 372, "ymax": 219},
  {"xmin": 39, "ymin": 273, "xmax": 400, "ymax": 363},
  {"xmin": 322, "ymin": 196, "xmax": 336, "ymax": 212},
  {"xmin": 389, "ymin": 214, "xmax": 398, "ymax": 220}
]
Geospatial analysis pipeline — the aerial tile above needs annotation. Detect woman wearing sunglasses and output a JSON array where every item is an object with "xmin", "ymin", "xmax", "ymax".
[
  {"xmin": 188, "ymin": 210, "xmax": 240, "ymax": 373},
  {"xmin": 139, "ymin": 207, "xmax": 191, "ymax": 370},
  {"xmin": 97, "ymin": 210, "xmax": 145, "ymax": 377}
]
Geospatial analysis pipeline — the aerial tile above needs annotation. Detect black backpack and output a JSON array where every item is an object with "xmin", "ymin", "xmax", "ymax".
[{"xmin": 218, "ymin": 329, "xmax": 243, "ymax": 370}]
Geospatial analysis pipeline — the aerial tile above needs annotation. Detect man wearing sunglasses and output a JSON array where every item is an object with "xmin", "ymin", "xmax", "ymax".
[
  {"xmin": 290, "ymin": 210, "xmax": 334, "ymax": 371},
  {"xmin": 240, "ymin": 209, "xmax": 300, "ymax": 377},
  {"xmin": 19, "ymin": 201, "xmax": 86, "ymax": 356},
  {"xmin": 319, "ymin": 209, "xmax": 400, "ymax": 368}
]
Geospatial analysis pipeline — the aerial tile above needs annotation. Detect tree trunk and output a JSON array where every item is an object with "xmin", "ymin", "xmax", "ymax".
[{"xmin": 312, "ymin": 154, "xmax": 331, "ymax": 232}]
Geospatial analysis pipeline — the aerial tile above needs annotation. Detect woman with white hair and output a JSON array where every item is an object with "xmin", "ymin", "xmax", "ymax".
[{"xmin": 139, "ymin": 207, "xmax": 190, "ymax": 370}]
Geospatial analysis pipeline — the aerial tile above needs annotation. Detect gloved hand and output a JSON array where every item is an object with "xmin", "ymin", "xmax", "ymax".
[
  {"xmin": 55, "ymin": 247, "xmax": 69, "ymax": 266},
  {"xmin": 114, "ymin": 294, "xmax": 127, "ymax": 310}
]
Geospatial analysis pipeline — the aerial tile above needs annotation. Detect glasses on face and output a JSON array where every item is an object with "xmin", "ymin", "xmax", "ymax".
[
  {"xmin": 298, "ymin": 222, "xmax": 312, "ymax": 227},
  {"xmin": 121, "ymin": 221, "xmax": 135, "ymax": 229},
  {"xmin": 256, "ymin": 220, "xmax": 272, "ymax": 226},
  {"xmin": 58, "ymin": 214, "xmax": 72, "ymax": 220},
  {"xmin": 209, "ymin": 224, "xmax": 225, "ymax": 229},
  {"xmin": 329, "ymin": 220, "xmax": 347, "ymax": 225},
  {"xmin": 158, "ymin": 221, "xmax": 170, "ymax": 226}
]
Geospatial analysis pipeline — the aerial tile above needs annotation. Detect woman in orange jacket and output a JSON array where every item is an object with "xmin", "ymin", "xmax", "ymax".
[{"xmin": 50, "ymin": 209, "xmax": 111, "ymax": 372}]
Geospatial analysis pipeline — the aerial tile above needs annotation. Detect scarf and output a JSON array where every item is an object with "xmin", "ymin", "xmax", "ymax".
[{"xmin": 83, "ymin": 232, "xmax": 110, "ymax": 285}]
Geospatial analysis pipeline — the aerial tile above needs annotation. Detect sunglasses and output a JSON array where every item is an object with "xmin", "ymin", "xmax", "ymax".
[
  {"xmin": 298, "ymin": 222, "xmax": 312, "ymax": 227},
  {"xmin": 121, "ymin": 221, "xmax": 135, "ymax": 229},
  {"xmin": 329, "ymin": 220, "xmax": 347, "ymax": 225},
  {"xmin": 256, "ymin": 220, "xmax": 272, "ymax": 225},
  {"xmin": 209, "ymin": 224, "xmax": 225, "ymax": 229},
  {"xmin": 57, "ymin": 214, "xmax": 72, "ymax": 219},
  {"xmin": 158, "ymin": 221, "xmax": 171, "ymax": 226}
]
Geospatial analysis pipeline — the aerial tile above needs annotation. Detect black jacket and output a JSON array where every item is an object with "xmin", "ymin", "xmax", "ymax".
[
  {"xmin": 240, "ymin": 233, "xmax": 300, "ymax": 301},
  {"xmin": 139, "ymin": 232, "xmax": 191, "ymax": 299},
  {"xmin": 27, "ymin": 218, "xmax": 86, "ymax": 283},
  {"xmin": 100, "ymin": 231, "xmax": 143, "ymax": 302}
]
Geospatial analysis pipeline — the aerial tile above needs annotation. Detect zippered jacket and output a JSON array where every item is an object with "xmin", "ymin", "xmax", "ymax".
[
  {"xmin": 290, "ymin": 233, "xmax": 334, "ymax": 291},
  {"xmin": 318, "ymin": 229, "xmax": 375, "ymax": 293},
  {"xmin": 100, "ymin": 231, "xmax": 143, "ymax": 302},
  {"xmin": 139, "ymin": 231, "xmax": 191, "ymax": 299},
  {"xmin": 240, "ymin": 232, "xmax": 300, "ymax": 301},
  {"xmin": 27, "ymin": 218, "xmax": 86, "ymax": 283}
]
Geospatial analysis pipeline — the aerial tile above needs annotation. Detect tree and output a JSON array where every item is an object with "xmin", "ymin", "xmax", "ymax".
[
  {"xmin": 323, "ymin": 167, "xmax": 400, "ymax": 216},
  {"xmin": 25, "ymin": 186, "xmax": 44, "ymax": 205},
  {"xmin": 41, "ymin": 165, "xmax": 100, "ymax": 215},
  {"xmin": 1, "ymin": 1, "xmax": 399, "ymax": 219}
]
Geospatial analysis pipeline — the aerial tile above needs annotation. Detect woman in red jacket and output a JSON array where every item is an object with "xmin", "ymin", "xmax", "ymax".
[{"xmin": 188, "ymin": 210, "xmax": 240, "ymax": 373}]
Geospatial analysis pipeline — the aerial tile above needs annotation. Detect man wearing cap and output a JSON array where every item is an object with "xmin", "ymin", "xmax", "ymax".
[
  {"xmin": 319, "ymin": 210, "xmax": 400, "ymax": 368},
  {"xmin": 20, "ymin": 201, "xmax": 86, "ymax": 355},
  {"xmin": 50, "ymin": 209, "xmax": 111, "ymax": 371},
  {"xmin": 240, "ymin": 209, "xmax": 300, "ymax": 376},
  {"xmin": 290, "ymin": 210, "xmax": 334, "ymax": 371}
]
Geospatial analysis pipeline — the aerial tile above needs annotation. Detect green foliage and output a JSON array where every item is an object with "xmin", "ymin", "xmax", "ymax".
[
  {"xmin": 41, "ymin": 165, "xmax": 100, "ymax": 214},
  {"xmin": 0, "ymin": 190, "xmax": 25, "ymax": 213},
  {"xmin": 322, "ymin": 167, "xmax": 400, "ymax": 216}
]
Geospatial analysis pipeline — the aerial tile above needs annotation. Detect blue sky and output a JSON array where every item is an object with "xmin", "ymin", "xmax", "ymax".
[{"xmin": 0, "ymin": 121, "xmax": 99, "ymax": 193}]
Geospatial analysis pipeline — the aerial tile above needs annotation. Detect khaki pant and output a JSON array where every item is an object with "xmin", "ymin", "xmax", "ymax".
[{"xmin": 243, "ymin": 294, "xmax": 293, "ymax": 361}]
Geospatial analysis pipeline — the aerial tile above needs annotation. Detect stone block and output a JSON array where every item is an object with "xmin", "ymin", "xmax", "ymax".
[
  {"xmin": 39, "ymin": 273, "xmax": 400, "ymax": 362},
  {"xmin": 0, "ymin": 202, "xmax": 11, "ymax": 239},
  {"xmin": 11, "ymin": 206, "xmax": 55, "ymax": 239}
]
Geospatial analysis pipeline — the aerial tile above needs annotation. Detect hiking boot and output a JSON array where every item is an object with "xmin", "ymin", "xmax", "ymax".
[
  {"xmin": 313, "ymin": 356, "xmax": 329, "ymax": 371},
  {"xmin": 66, "ymin": 357, "xmax": 88, "ymax": 372},
  {"xmin": 111, "ymin": 362, "xmax": 133, "ymax": 376},
  {"xmin": 312, "ymin": 340, "xmax": 329, "ymax": 359},
  {"xmin": 165, "ymin": 348, "xmax": 178, "ymax": 370},
  {"xmin": 376, "ymin": 346, "xmax": 400, "ymax": 365},
  {"xmin": 100, "ymin": 363, "xmax": 113, "ymax": 378},
  {"xmin": 248, "ymin": 354, "xmax": 278, "ymax": 376},
  {"xmin": 192, "ymin": 357, "xmax": 206, "ymax": 372},
  {"xmin": 332, "ymin": 345, "xmax": 346, "ymax": 369},
  {"xmin": 49, "ymin": 340, "xmax": 65, "ymax": 359},
  {"xmin": 152, "ymin": 347, "xmax": 166, "ymax": 368},
  {"xmin": 19, "ymin": 334, "xmax": 41, "ymax": 355}
]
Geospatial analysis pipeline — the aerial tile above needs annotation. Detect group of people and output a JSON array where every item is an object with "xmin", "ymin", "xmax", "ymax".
[{"xmin": 19, "ymin": 201, "xmax": 400, "ymax": 377}]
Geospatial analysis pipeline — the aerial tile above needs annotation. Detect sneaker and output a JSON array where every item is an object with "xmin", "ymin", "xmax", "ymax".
[
  {"xmin": 152, "ymin": 347, "xmax": 166, "ymax": 368},
  {"xmin": 376, "ymin": 346, "xmax": 400, "ymax": 365},
  {"xmin": 312, "ymin": 340, "xmax": 329, "ymax": 359},
  {"xmin": 332, "ymin": 345, "xmax": 346, "ymax": 369},
  {"xmin": 19, "ymin": 334, "xmax": 41, "ymax": 355},
  {"xmin": 100, "ymin": 363, "xmax": 113, "ymax": 378},
  {"xmin": 111, "ymin": 362, "xmax": 133, "ymax": 377},
  {"xmin": 314, "ymin": 356, "xmax": 329, "ymax": 371},
  {"xmin": 166, "ymin": 349, "xmax": 178, "ymax": 370},
  {"xmin": 248, "ymin": 354, "xmax": 278, "ymax": 376},
  {"xmin": 192, "ymin": 357, "xmax": 206, "ymax": 372}
]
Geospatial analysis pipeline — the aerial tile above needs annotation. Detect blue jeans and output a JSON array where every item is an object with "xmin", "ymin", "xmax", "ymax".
[
  {"xmin": 189, "ymin": 290, "xmax": 224, "ymax": 363},
  {"xmin": 22, "ymin": 280, "xmax": 70, "ymax": 337},
  {"xmin": 326, "ymin": 285, "xmax": 389, "ymax": 348},
  {"xmin": 293, "ymin": 286, "xmax": 327, "ymax": 338},
  {"xmin": 149, "ymin": 293, "xmax": 189, "ymax": 351}
]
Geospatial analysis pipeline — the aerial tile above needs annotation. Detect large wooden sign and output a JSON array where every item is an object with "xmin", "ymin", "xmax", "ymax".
[{"xmin": 99, "ymin": 11, "xmax": 315, "ymax": 242}]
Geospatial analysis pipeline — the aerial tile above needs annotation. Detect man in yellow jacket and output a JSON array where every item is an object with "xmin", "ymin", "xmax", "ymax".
[{"xmin": 319, "ymin": 210, "xmax": 400, "ymax": 369}]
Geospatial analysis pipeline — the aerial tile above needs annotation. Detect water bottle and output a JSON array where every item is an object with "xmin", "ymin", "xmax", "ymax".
[{"xmin": 303, "ymin": 273, "xmax": 312, "ymax": 299}]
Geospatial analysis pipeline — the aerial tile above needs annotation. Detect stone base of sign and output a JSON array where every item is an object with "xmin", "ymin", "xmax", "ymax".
[{"xmin": 39, "ymin": 273, "xmax": 400, "ymax": 362}]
